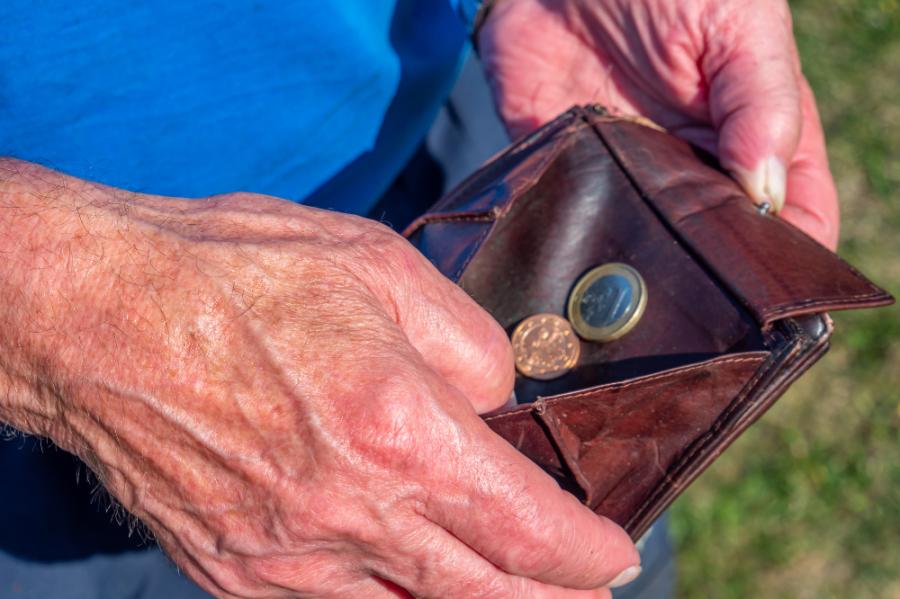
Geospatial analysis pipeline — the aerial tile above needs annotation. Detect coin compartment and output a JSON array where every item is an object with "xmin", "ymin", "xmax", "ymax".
[{"xmin": 456, "ymin": 126, "xmax": 767, "ymax": 403}]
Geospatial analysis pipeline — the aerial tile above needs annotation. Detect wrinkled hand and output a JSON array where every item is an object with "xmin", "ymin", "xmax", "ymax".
[
  {"xmin": 480, "ymin": 0, "xmax": 839, "ymax": 249},
  {"xmin": 28, "ymin": 177, "xmax": 639, "ymax": 597}
]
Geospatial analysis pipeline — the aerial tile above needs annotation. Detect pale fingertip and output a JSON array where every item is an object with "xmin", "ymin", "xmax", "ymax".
[
  {"xmin": 608, "ymin": 565, "xmax": 642, "ymax": 589},
  {"xmin": 731, "ymin": 155, "xmax": 787, "ymax": 213},
  {"xmin": 763, "ymin": 155, "xmax": 788, "ymax": 213}
]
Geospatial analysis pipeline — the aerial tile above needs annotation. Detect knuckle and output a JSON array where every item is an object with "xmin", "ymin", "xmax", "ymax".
[
  {"xmin": 354, "ymin": 219, "xmax": 411, "ymax": 260},
  {"xmin": 492, "ymin": 511, "xmax": 569, "ymax": 577},
  {"xmin": 347, "ymin": 374, "xmax": 435, "ymax": 471},
  {"xmin": 338, "ymin": 220, "xmax": 431, "ymax": 319},
  {"xmin": 356, "ymin": 222, "xmax": 429, "ymax": 283}
]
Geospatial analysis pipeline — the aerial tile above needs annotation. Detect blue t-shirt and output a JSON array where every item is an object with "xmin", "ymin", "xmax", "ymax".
[
  {"xmin": 0, "ymin": 1, "xmax": 480, "ymax": 595},
  {"xmin": 0, "ymin": 0, "xmax": 474, "ymax": 213}
]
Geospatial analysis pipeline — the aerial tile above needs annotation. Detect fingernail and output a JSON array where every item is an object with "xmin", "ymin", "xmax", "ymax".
[
  {"xmin": 762, "ymin": 156, "xmax": 787, "ymax": 213},
  {"xmin": 734, "ymin": 156, "xmax": 787, "ymax": 213},
  {"xmin": 609, "ymin": 565, "xmax": 642, "ymax": 589}
]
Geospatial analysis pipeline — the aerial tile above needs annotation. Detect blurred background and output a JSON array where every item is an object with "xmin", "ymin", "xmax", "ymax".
[{"xmin": 669, "ymin": 0, "xmax": 900, "ymax": 597}]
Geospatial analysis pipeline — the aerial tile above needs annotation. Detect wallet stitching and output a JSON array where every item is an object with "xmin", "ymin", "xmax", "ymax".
[
  {"xmin": 761, "ymin": 292, "xmax": 891, "ymax": 318},
  {"xmin": 537, "ymin": 356, "xmax": 762, "ymax": 405},
  {"xmin": 771, "ymin": 293, "xmax": 886, "ymax": 306},
  {"xmin": 417, "ymin": 213, "xmax": 498, "ymax": 225},
  {"xmin": 481, "ymin": 355, "xmax": 764, "ymax": 423},
  {"xmin": 403, "ymin": 212, "xmax": 497, "ymax": 241}
]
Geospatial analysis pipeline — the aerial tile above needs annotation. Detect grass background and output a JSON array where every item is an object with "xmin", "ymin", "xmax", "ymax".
[{"xmin": 669, "ymin": 1, "xmax": 900, "ymax": 597}]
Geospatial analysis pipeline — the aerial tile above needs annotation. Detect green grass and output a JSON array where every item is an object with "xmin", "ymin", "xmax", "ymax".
[{"xmin": 670, "ymin": 1, "xmax": 900, "ymax": 597}]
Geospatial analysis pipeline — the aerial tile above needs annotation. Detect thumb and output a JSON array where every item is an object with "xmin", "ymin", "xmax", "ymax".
[{"xmin": 703, "ymin": 1, "xmax": 802, "ymax": 213}]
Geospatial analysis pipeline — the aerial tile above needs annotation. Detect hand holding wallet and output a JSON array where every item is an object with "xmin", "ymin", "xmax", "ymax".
[{"xmin": 403, "ymin": 106, "xmax": 893, "ymax": 540}]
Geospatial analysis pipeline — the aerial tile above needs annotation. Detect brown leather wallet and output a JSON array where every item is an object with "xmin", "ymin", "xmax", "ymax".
[{"xmin": 403, "ymin": 105, "xmax": 894, "ymax": 541}]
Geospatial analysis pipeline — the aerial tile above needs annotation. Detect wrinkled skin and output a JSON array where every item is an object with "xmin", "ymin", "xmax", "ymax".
[
  {"xmin": 480, "ymin": 0, "xmax": 840, "ymax": 249},
  {"xmin": 0, "ymin": 161, "xmax": 638, "ymax": 598}
]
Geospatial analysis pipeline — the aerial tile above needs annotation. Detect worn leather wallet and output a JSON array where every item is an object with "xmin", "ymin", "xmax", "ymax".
[{"xmin": 403, "ymin": 105, "xmax": 894, "ymax": 540}]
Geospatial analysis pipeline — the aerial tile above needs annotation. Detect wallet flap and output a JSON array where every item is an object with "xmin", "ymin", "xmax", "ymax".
[
  {"xmin": 539, "ymin": 354, "xmax": 765, "ymax": 524},
  {"xmin": 588, "ymin": 113, "xmax": 894, "ymax": 325}
]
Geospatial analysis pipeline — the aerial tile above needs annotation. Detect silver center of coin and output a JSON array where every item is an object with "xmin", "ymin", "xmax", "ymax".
[{"xmin": 579, "ymin": 274, "xmax": 634, "ymax": 328}]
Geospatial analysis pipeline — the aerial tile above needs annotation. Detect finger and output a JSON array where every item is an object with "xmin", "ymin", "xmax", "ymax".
[
  {"xmin": 703, "ymin": 1, "xmax": 802, "ymax": 213},
  {"xmin": 373, "ymin": 519, "xmax": 616, "ymax": 599},
  {"xmin": 386, "ymin": 239, "xmax": 516, "ymax": 414},
  {"xmin": 422, "ymin": 382, "xmax": 641, "ymax": 589},
  {"xmin": 478, "ymin": 0, "xmax": 612, "ymax": 140},
  {"xmin": 780, "ymin": 78, "xmax": 840, "ymax": 249}
]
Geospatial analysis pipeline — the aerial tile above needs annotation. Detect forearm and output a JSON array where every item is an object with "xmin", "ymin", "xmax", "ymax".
[
  {"xmin": 0, "ymin": 157, "xmax": 202, "ymax": 514},
  {"xmin": 0, "ymin": 158, "xmax": 127, "ymax": 443}
]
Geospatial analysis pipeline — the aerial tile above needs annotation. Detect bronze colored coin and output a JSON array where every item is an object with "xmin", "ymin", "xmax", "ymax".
[
  {"xmin": 511, "ymin": 313, "xmax": 580, "ymax": 381},
  {"xmin": 567, "ymin": 263, "xmax": 647, "ymax": 342}
]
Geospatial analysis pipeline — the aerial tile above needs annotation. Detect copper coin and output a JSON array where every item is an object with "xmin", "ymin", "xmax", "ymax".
[{"xmin": 511, "ymin": 313, "xmax": 580, "ymax": 380}]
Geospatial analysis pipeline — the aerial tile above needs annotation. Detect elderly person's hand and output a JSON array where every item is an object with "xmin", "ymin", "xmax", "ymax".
[
  {"xmin": 0, "ymin": 159, "xmax": 639, "ymax": 598},
  {"xmin": 479, "ymin": 0, "xmax": 840, "ymax": 250}
]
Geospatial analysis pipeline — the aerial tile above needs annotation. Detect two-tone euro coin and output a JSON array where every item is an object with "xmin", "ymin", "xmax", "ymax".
[{"xmin": 567, "ymin": 263, "xmax": 647, "ymax": 342}]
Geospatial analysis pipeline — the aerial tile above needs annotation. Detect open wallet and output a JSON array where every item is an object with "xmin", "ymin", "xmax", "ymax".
[{"xmin": 402, "ymin": 105, "xmax": 894, "ymax": 541}]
